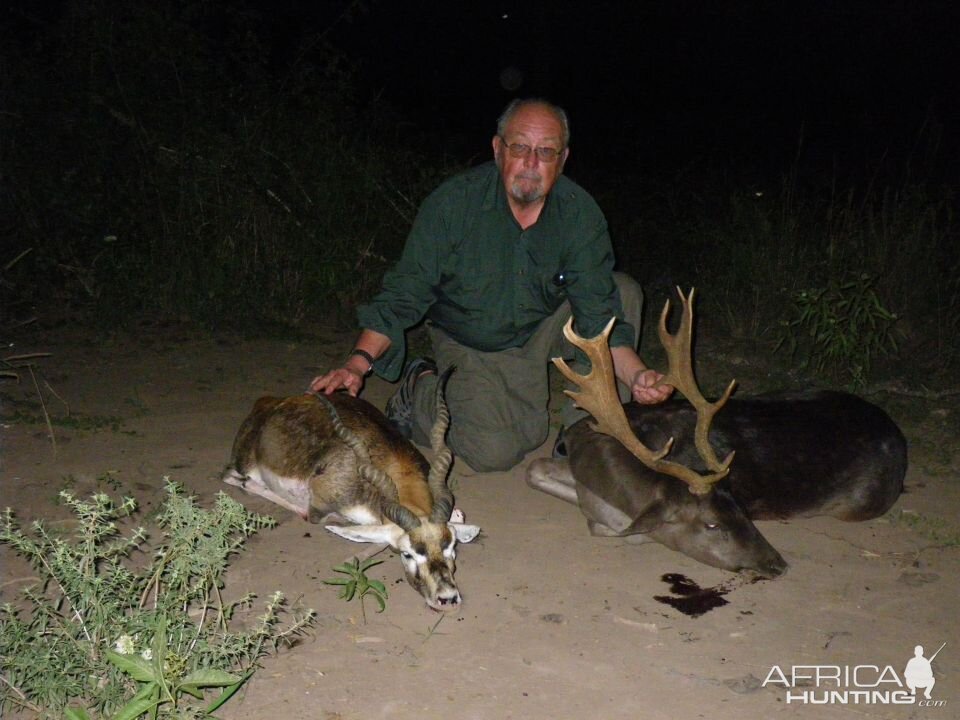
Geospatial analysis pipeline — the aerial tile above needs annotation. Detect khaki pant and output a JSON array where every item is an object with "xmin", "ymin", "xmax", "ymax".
[{"xmin": 410, "ymin": 272, "xmax": 643, "ymax": 472}]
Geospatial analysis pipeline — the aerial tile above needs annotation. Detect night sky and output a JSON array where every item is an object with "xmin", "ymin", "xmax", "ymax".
[
  {"xmin": 9, "ymin": 0, "xmax": 958, "ymax": 177},
  {"xmin": 317, "ymin": 1, "xmax": 959, "ymax": 178}
]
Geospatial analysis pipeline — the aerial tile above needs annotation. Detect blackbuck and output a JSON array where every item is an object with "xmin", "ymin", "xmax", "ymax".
[
  {"xmin": 526, "ymin": 289, "xmax": 906, "ymax": 577},
  {"xmin": 224, "ymin": 370, "xmax": 480, "ymax": 612}
]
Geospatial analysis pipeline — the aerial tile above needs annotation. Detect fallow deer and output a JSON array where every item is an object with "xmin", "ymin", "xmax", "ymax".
[
  {"xmin": 224, "ymin": 370, "xmax": 480, "ymax": 611},
  {"xmin": 526, "ymin": 289, "xmax": 906, "ymax": 577}
]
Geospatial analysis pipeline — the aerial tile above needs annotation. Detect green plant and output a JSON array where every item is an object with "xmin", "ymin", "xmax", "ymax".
[
  {"xmin": 324, "ymin": 557, "xmax": 388, "ymax": 624},
  {"xmin": 0, "ymin": 481, "xmax": 315, "ymax": 719},
  {"xmin": 776, "ymin": 273, "xmax": 900, "ymax": 388}
]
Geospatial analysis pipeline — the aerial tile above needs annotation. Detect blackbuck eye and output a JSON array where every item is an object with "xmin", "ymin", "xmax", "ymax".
[
  {"xmin": 705, "ymin": 522, "xmax": 721, "ymax": 531},
  {"xmin": 401, "ymin": 551, "xmax": 413, "ymax": 560}
]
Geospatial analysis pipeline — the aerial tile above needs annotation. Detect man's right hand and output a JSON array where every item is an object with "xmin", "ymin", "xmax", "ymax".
[{"xmin": 309, "ymin": 367, "xmax": 364, "ymax": 397}]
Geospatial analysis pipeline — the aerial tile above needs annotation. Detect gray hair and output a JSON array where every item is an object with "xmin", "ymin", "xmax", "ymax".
[{"xmin": 496, "ymin": 98, "xmax": 571, "ymax": 148}]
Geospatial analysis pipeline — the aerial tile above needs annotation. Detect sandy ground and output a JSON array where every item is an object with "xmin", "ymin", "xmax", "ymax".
[{"xmin": 1, "ymin": 322, "xmax": 958, "ymax": 719}]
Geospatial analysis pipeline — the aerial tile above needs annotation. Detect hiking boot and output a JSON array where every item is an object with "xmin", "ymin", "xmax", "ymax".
[{"xmin": 385, "ymin": 357, "xmax": 437, "ymax": 439}]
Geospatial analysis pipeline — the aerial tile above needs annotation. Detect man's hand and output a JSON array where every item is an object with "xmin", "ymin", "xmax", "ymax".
[
  {"xmin": 309, "ymin": 367, "xmax": 365, "ymax": 397},
  {"xmin": 631, "ymin": 368, "xmax": 674, "ymax": 405}
]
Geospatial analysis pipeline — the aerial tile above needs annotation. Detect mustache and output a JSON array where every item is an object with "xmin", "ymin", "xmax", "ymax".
[{"xmin": 516, "ymin": 171, "xmax": 542, "ymax": 181}]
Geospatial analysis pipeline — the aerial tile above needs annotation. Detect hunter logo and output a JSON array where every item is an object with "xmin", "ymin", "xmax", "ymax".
[
  {"xmin": 905, "ymin": 644, "xmax": 944, "ymax": 701},
  {"xmin": 762, "ymin": 642, "xmax": 947, "ymax": 706}
]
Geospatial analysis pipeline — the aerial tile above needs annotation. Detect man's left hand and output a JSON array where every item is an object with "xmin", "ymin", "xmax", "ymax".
[{"xmin": 632, "ymin": 369, "xmax": 674, "ymax": 405}]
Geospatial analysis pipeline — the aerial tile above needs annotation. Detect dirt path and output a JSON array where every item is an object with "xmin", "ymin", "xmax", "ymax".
[{"xmin": 2, "ymin": 325, "xmax": 958, "ymax": 719}]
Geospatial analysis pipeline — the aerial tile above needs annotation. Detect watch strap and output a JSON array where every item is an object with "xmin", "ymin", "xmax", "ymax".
[{"xmin": 349, "ymin": 348, "xmax": 375, "ymax": 376}]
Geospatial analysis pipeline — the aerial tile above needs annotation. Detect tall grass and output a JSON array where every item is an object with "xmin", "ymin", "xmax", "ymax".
[
  {"xmin": 0, "ymin": 0, "xmax": 454, "ymax": 330},
  {"xmin": 2, "ymin": 3, "xmax": 955, "ymax": 384},
  {"xmin": 608, "ymin": 143, "xmax": 957, "ymax": 384}
]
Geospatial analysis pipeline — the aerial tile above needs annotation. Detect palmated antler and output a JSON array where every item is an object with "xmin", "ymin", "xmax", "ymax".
[
  {"xmin": 552, "ymin": 288, "xmax": 735, "ymax": 495},
  {"xmin": 428, "ymin": 368, "xmax": 456, "ymax": 523},
  {"xmin": 656, "ymin": 288, "xmax": 737, "ymax": 479}
]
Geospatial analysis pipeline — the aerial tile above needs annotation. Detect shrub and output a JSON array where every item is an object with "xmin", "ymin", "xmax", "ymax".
[
  {"xmin": 0, "ymin": 481, "xmax": 315, "ymax": 719},
  {"xmin": 775, "ymin": 273, "xmax": 900, "ymax": 388}
]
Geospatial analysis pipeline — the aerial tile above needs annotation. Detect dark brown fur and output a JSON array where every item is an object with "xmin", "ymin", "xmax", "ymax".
[{"xmin": 528, "ymin": 390, "xmax": 906, "ymax": 577}]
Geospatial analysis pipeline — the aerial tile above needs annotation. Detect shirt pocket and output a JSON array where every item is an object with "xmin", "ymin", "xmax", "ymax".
[{"xmin": 531, "ymin": 268, "xmax": 571, "ymax": 310}]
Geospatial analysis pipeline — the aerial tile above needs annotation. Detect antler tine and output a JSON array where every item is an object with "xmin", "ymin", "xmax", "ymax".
[
  {"xmin": 554, "ymin": 314, "xmax": 727, "ymax": 496},
  {"xmin": 657, "ymin": 287, "xmax": 737, "ymax": 479},
  {"xmin": 428, "ymin": 367, "xmax": 455, "ymax": 523},
  {"xmin": 554, "ymin": 316, "xmax": 674, "ymax": 465}
]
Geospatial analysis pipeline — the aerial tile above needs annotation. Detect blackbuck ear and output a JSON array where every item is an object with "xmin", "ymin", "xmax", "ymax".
[
  {"xmin": 326, "ymin": 523, "xmax": 404, "ymax": 547},
  {"xmin": 450, "ymin": 523, "xmax": 481, "ymax": 543}
]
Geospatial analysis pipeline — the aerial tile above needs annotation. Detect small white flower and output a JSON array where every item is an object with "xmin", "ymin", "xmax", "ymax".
[
  {"xmin": 114, "ymin": 635, "xmax": 135, "ymax": 655},
  {"xmin": 141, "ymin": 648, "xmax": 153, "ymax": 661}
]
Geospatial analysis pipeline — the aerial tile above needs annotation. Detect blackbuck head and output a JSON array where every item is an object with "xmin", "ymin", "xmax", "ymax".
[{"xmin": 322, "ymin": 370, "xmax": 480, "ymax": 611}]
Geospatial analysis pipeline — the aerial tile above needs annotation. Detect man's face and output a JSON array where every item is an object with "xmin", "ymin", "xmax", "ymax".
[{"xmin": 493, "ymin": 104, "xmax": 568, "ymax": 207}]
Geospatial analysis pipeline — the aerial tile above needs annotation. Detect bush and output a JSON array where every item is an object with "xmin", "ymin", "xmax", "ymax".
[
  {"xmin": 0, "ymin": 481, "xmax": 315, "ymax": 719},
  {"xmin": 775, "ymin": 273, "xmax": 900, "ymax": 388}
]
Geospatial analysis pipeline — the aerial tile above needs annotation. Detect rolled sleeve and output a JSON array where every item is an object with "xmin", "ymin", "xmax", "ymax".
[
  {"xmin": 565, "ymin": 217, "xmax": 636, "ymax": 350},
  {"xmin": 356, "ymin": 192, "xmax": 448, "ymax": 380}
]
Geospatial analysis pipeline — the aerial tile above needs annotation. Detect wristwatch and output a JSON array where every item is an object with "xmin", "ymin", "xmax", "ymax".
[{"xmin": 349, "ymin": 348, "xmax": 375, "ymax": 377}]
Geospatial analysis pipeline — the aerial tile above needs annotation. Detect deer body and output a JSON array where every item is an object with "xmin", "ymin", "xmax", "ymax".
[
  {"xmin": 226, "ymin": 394, "xmax": 433, "ymax": 522},
  {"xmin": 682, "ymin": 390, "xmax": 905, "ymax": 521},
  {"xmin": 529, "ymin": 390, "xmax": 906, "ymax": 576},
  {"xmin": 526, "ymin": 289, "xmax": 907, "ymax": 578},
  {"xmin": 224, "ymin": 380, "xmax": 480, "ymax": 612}
]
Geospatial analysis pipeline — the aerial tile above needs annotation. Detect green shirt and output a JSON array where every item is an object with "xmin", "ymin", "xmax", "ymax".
[{"xmin": 358, "ymin": 161, "xmax": 635, "ymax": 381}]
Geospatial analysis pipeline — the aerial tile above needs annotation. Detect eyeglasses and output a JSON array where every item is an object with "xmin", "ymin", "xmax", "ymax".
[{"xmin": 499, "ymin": 138, "xmax": 564, "ymax": 163}]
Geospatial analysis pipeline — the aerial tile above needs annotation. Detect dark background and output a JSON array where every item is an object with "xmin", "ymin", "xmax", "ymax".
[
  {"xmin": 2, "ymin": 0, "xmax": 958, "ymax": 379},
  {"xmin": 328, "ymin": 1, "xmax": 959, "ymax": 176}
]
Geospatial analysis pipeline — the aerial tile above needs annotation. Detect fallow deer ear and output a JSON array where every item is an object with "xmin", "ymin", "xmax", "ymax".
[
  {"xmin": 449, "ymin": 523, "xmax": 481, "ymax": 543},
  {"xmin": 584, "ymin": 499, "xmax": 668, "ymax": 536},
  {"xmin": 326, "ymin": 524, "xmax": 404, "ymax": 547},
  {"xmin": 625, "ymin": 501, "xmax": 670, "ymax": 534}
]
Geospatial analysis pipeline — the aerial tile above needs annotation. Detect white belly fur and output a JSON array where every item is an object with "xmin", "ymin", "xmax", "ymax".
[
  {"xmin": 340, "ymin": 505, "xmax": 381, "ymax": 526},
  {"xmin": 223, "ymin": 466, "xmax": 312, "ymax": 518}
]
